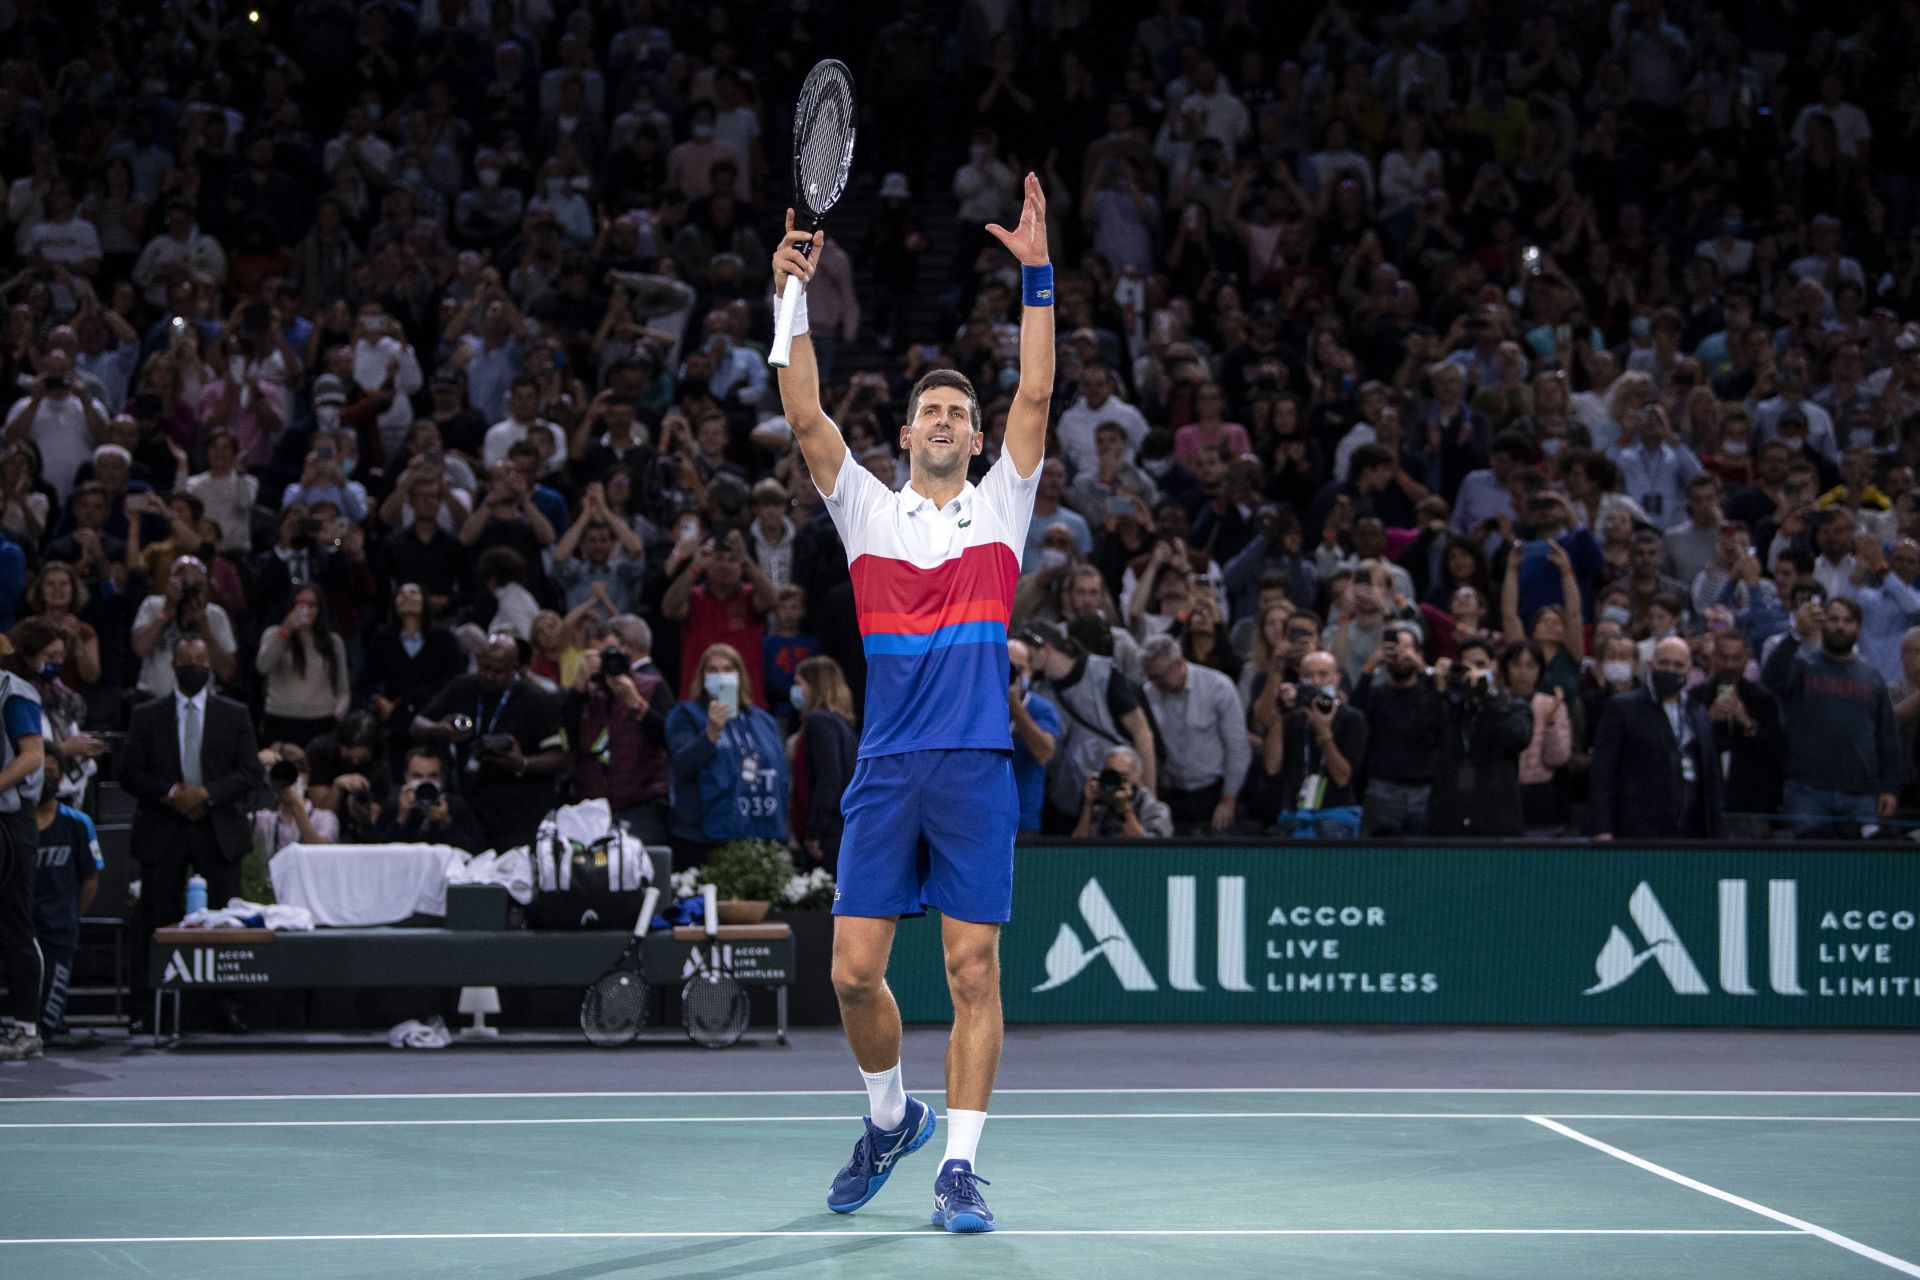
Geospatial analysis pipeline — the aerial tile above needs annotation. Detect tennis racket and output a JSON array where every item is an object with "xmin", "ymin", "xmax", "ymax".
[
  {"xmin": 768, "ymin": 57, "xmax": 857, "ymax": 369},
  {"xmin": 579, "ymin": 885, "xmax": 661, "ymax": 1048},
  {"xmin": 683, "ymin": 883, "xmax": 750, "ymax": 1049}
]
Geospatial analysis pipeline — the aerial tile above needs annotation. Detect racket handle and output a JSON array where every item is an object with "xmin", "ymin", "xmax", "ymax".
[
  {"xmin": 702, "ymin": 883, "xmax": 719, "ymax": 938},
  {"xmin": 768, "ymin": 272, "xmax": 806, "ymax": 369},
  {"xmin": 635, "ymin": 886, "xmax": 660, "ymax": 938}
]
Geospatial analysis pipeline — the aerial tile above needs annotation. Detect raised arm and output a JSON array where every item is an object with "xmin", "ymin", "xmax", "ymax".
[
  {"xmin": 985, "ymin": 172, "xmax": 1054, "ymax": 478},
  {"xmin": 770, "ymin": 211, "xmax": 849, "ymax": 495}
]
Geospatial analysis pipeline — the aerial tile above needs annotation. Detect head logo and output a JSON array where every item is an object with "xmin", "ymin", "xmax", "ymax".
[
  {"xmin": 1033, "ymin": 876, "xmax": 1253, "ymax": 994},
  {"xmin": 1586, "ymin": 880, "xmax": 1805, "ymax": 997}
]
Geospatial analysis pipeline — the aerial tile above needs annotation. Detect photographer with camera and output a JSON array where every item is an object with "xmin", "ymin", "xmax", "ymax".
[
  {"xmin": 369, "ymin": 747, "xmax": 485, "ymax": 852},
  {"xmin": 1072, "ymin": 746, "xmax": 1172, "ymax": 839},
  {"xmin": 411, "ymin": 633, "xmax": 566, "ymax": 852},
  {"xmin": 3, "ymin": 348, "xmax": 109, "ymax": 499},
  {"xmin": 1253, "ymin": 649, "xmax": 1369, "ymax": 840},
  {"xmin": 1426, "ymin": 637, "xmax": 1535, "ymax": 836},
  {"xmin": 566, "ymin": 621, "xmax": 670, "ymax": 844},
  {"xmin": 130, "ymin": 555, "xmax": 238, "ymax": 698},
  {"xmin": 1349, "ymin": 626, "xmax": 1444, "ymax": 835},
  {"xmin": 250, "ymin": 742, "xmax": 337, "ymax": 856}
]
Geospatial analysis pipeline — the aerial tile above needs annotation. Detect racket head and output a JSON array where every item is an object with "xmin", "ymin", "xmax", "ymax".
[
  {"xmin": 682, "ymin": 970, "xmax": 750, "ymax": 1049},
  {"xmin": 581, "ymin": 967, "xmax": 648, "ymax": 1047},
  {"xmin": 791, "ymin": 58, "xmax": 856, "ymax": 221}
]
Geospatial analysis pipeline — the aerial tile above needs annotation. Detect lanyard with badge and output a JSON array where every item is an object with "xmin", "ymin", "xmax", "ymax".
[
  {"xmin": 718, "ymin": 714, "xmax": 780, "ymax": 818},
  {"xmin": 465, "ymin": 686, "xmax": 512, "ymax": 774}
]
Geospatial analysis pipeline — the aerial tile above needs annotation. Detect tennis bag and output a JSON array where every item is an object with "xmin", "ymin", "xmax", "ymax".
[{"xmin": 526, "ymin": 800, "xmax": 658, "ymax": 930}]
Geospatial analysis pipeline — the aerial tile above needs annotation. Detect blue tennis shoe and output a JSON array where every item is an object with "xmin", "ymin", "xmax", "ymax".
[
  {"xmin": 826, "ymin": 1096, "xmax": 936, "ymax": 1213},
  {"xmin": 930, "ymin": 1158, "xmax": 995, "ymax": 1233}
]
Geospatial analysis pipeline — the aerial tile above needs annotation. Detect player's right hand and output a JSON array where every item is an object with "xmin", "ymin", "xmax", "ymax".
[{"xmin": 773, "ymin": 208, "xmax": 824, "ymax": 294}]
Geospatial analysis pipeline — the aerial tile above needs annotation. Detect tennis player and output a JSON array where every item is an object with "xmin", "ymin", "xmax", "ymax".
[{"xmin": 771, "ymin": 173, "xmax": 1052, "ymax": 1233}]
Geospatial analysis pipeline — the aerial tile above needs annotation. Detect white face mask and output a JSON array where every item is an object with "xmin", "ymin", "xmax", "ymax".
[
  {"xmin": 1601, "ymin": 659, "xmax": 1634, "ymax": 685},
  {"xmin": 690, "ymin": 123, "xmax": 714, "ymax": 141},
  {"xmin": 1038, "ymin": 547, "xmax": 1070, "ymax": 572},
  {"xmin": 1849, "ymin": 428, "xmax": 1878, "ymax": 450},
  {"xmin": 1720, "ymin": 438, "xmax": 1747, "ymax": 456},
  {"xmin": 478, "ymin": 168, "xmax": 501, "ymax": 188},
  {"xmin": 315, "ymin": 405, "xmax": 342, "ymax": 430}
]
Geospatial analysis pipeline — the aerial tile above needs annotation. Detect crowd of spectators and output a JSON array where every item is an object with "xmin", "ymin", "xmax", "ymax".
[{"xmin": 1, "ymin": 0, "xmax": 1920, "ymax": 1050}]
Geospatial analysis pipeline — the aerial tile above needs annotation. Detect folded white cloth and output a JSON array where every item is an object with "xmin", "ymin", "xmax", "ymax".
[
  {"xmin": 270, "ymin": 843, "xmax": 465, "ymax": 926},
  {"xmin": 386, "ymin": 1016, "xmax": 451, "ymax": 1050},
  {"xmin": 446, "ymin": 849, "xmax": 535, "ymax": 904},
  {"xmin": 178, "ymin": 899, "xmax": 316, "ymax": 931}
]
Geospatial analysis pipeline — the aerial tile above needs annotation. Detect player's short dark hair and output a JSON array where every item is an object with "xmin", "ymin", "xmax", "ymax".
[{"xmin": 907, "ymin": 369, "xmax": 980, "ymax": 432}]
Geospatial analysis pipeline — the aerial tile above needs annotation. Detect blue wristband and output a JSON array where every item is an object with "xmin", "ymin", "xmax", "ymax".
[{"xmin": 1021, "ymin": 263, "xmax": 1054, "ymax": 308}]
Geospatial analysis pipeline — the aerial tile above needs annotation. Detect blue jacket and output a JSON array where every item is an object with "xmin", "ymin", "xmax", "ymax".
[{"xmin": 664, "ymin": 700, "xmax": 788, "ymax": 843}]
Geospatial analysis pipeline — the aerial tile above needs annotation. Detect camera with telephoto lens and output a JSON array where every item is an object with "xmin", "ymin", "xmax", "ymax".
[
  {"xmin": 268, "ymin": 759, "xmax": 299, "ymax": 788},
  {"xmin": 411, "ymin": 780, "xmax": 441, "ymax": 807},
  {"xmin": 1311, "ymin": 689, "xmax": 1336, "ymax": 715},
  {"xmin": 597, "ymin": 647, "xmax": 630, "ymax": 682},
  {"xmin": 1097, "ymin": 767, "xmax": 1125, "ymax": 799}
]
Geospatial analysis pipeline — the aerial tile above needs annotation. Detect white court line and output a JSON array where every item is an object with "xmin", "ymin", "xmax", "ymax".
[
  {"xmin": 3, "ymin": 1087, "xmax": 1917, "ymax": 1103},
  {"xmin": 5, "ymin": 1111, "xmax": 1916, "ymax": 1130},
  {"xmin": 0, "ymin": 1228, "xmax": 1811, "ymax": 1246},
  {"xmin": 1529, "ymin": 1116, "xmax": 1920, "ymax": 1278}
]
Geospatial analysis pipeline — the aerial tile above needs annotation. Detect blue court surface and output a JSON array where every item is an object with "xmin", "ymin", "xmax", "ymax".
[{"xmin": 1, "ymin": 1027, "xmax": 1915, "ymax": 1278}]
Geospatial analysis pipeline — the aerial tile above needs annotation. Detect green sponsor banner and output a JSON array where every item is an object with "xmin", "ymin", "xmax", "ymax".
[{"xmin": 888, "ymin": 845, "xmax": 1920, "ymax": 1027}]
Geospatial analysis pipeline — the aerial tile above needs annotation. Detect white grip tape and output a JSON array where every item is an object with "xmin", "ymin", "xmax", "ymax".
[{"xmin": 768, "ymin": 275, "xmax": 809, "ymax": 368}]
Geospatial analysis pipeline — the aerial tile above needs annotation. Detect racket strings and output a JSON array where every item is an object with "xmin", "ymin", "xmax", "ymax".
[
  {"xmin": 581, "ymin": 970, "xmax": 648, "ymax": 1047},
  {"xmin": 793, "ymin": 64, "xmax": 855, "ymax": 217},
  {"xmin": 684, "ymin": 971, "xmax": 750, "ymax": 1047}
]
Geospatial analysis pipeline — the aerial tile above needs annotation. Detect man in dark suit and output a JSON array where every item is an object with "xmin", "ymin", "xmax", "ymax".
[
  {"xmin": 1590, "ymin": 636, "xmax": 1726, "ymax": 840},
  {"xmin": 117, "ymin": 636, "xmax": 264, "ymax": 1022}
]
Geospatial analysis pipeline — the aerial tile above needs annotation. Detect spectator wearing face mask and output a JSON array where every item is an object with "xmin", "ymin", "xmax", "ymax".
[
  {"xmin": 1589, "ymin": 636, "xmax": 1725, "ymax": 840},
  {"xmin": 786, "ymin": 656, "xmax": 856, "ymax": 872},
  {"xmin": 1022, "ymin": 459, "xmax": 1093, "ymax": 572},
  {"xmin": 1689, "ymin": 630, "xmax": 1787, "ymax": 842}
]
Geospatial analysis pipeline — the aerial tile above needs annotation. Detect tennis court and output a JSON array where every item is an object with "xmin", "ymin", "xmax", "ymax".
[{"xmin": 2, "ymin": 1027, "xmax": 1915, "ymax": 1279}]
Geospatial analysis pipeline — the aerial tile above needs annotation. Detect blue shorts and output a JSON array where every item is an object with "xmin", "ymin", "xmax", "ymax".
[{"xmin": 833, "ymin": 749, "xmax": 1017, "ymax": 924}]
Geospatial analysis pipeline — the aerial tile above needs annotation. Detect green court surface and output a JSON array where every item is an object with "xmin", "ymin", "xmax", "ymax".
[{"xmin": 2, "ymin": 1088, "xmax": 1916, "ymax": 1279}]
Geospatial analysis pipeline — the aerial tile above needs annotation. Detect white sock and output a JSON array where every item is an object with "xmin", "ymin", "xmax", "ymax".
[
  {"xmin": 861, "ymin": 1063, "xmax": 907, "ymax": 1129},
  {"xmin": 19, "ymin": 1022, "xmax": 35, "ymax": 1038},
  {"xmin": 943, "ymin": 1109, "xmax": 986, "ymax": 1167}
]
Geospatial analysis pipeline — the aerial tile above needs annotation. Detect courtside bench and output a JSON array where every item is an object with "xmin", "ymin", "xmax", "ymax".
[{"xmin": 147, "ymin": 918, "xmax": 795, "ymax": 1047}]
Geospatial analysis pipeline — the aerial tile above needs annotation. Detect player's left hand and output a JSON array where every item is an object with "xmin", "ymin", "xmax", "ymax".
[{"xmin": 986, "ymin": 172, "xmax": 1049, "ymax": 267}]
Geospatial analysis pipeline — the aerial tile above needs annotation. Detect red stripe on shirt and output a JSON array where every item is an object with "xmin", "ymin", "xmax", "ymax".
[
  {"xmin": 858, "ymin": 599, "xmax": 1011, "ymax": 636},
  {"xmin": 848, "ymin": 544, "xmax": 1020, "ymax": 627}
]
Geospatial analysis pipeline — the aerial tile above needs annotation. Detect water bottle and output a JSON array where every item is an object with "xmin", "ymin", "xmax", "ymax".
[{"xmin": 185, "ymin": 874, "xmax": 208, "ymax": 917}]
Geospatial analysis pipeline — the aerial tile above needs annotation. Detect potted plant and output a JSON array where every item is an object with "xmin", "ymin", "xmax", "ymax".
[{"xmin": 701, "ymin": 839, "xmax": 796, "ymax": 923}]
